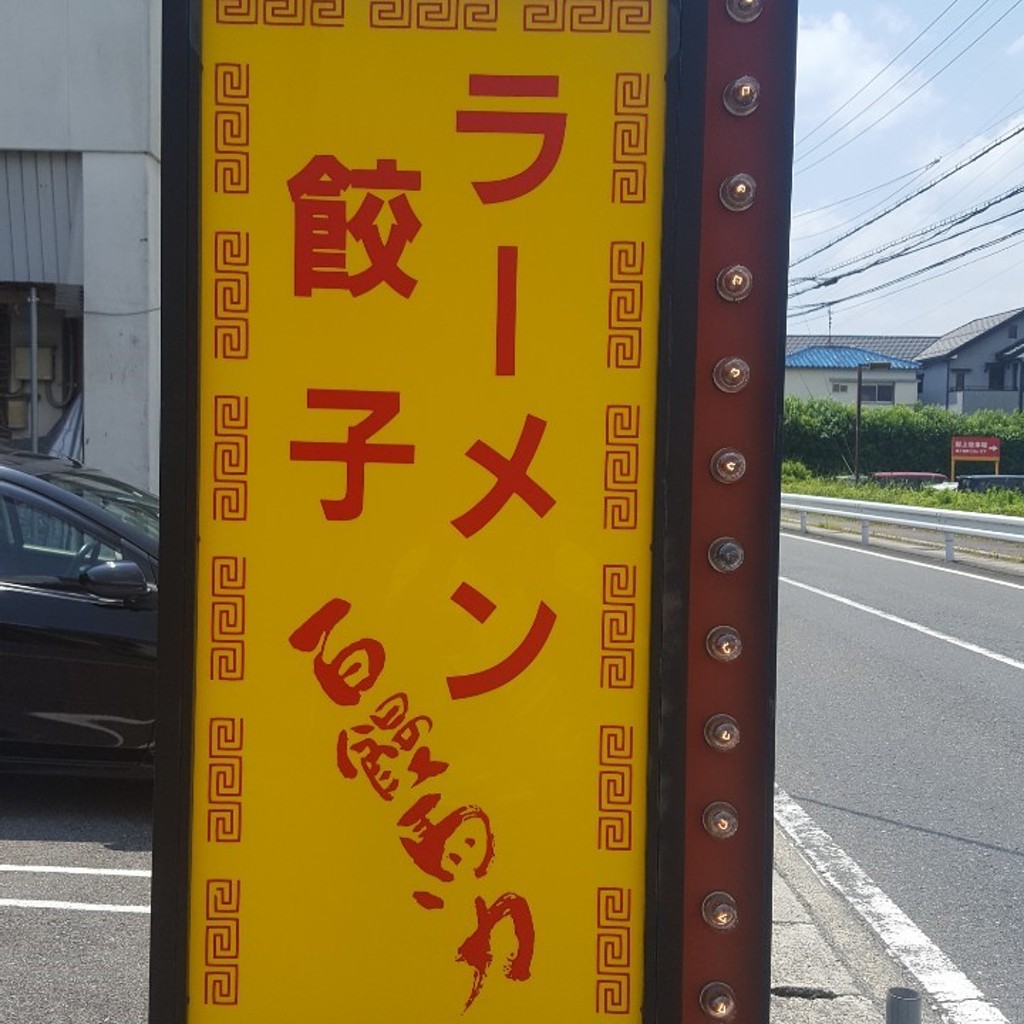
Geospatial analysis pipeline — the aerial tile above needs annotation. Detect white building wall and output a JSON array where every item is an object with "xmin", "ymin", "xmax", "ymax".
[
  {"xmin": 82, "ymin": 153, "xmax": 161, "ymax": 491},
  {"xmin": 784, "ymin": 368, "xmax": 919, "ymax": 406},
  {"xmin": 785, "ymin": 368, "xmax": 834, "ymax": 401},
  {"xmin": 0, "ymin": 1, "xmax": 153, "ymax": 152},
  {"xmin": 0, "ymin": 0, "xmax": 161, "ymax": 490}
]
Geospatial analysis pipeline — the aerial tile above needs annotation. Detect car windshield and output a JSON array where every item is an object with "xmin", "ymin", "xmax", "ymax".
[{"xmin": 42, "ymin": 469, "xmax": 160, "ymax": 542}]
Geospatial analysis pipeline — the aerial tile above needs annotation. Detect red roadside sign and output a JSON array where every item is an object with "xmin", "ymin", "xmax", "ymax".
[{"xmin": 952, "ymin": 436, "xmax": 1001, "ymax": 459}]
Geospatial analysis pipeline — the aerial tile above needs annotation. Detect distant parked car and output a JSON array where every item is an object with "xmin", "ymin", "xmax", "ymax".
[
  {"xmin": 957, "ymin": 475, "xmax": 1024, "ymax": 494},
  {"xmin": 0, "ymin": 448, "xmax": 158, "ymax": 775},
  {"xmin": 871, "ymin": 472, "xmax": 948, "ymax": 488}
]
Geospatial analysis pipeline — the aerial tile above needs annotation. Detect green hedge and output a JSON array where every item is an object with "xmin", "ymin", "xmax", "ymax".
[{"xmin": 782, "ymin": 397, "xmax": 1024, "ymax": 477}]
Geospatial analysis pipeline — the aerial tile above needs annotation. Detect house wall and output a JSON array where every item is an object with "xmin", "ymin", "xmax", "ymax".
[
  {"xmin": 921, "ymin": 312, "xmax": 1024, "ymax": 416},
  {"xmin": 962, "ymin": 389, "xmax": 1023, "ymax": 414},
  {"xmin": 0, "ymin": 0, "xmax": 160, "ymax": 491},
  {"xmin": 784, "ymin": 367, "xmax": 919, "ymax": 406},
  {"xmin": 920, "ymin": 364, "xmax": 948, "ymax": 407}
]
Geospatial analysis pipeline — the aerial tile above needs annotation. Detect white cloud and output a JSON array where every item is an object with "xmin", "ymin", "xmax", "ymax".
[
  {"xmin": 794, "ymin": 11, "xmax": 937, "ymax": 159},
  {"xmin": 873, "ymin": 4, "xmax": 914, "ymax": 37}
]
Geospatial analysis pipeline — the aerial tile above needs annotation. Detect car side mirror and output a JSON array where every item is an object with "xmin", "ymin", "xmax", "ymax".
[{"xmin": 80, "ymin": 561, "xmax": 155, "ymax": 605}]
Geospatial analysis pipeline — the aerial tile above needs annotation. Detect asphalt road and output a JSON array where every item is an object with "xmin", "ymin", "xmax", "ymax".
[
  {"xmin": 0, "ymin": 776, "xmax": 151, "ymax": 1024},
  {"xmin": 1, "ymin": 532, "xmax": 1020, "ymax": 1022},
  {"xmin": 777, "ymin": 532, "xmax": 1024, "ymax": 1023}
]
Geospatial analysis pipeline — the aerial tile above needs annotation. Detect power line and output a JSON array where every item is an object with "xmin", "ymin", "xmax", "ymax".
[
  {"xmin": 791, "ymin": 162, "xmax": 943, "ymax": 242},
  {"xmin": 817, "ymin": 233, "xmax": 1024, "ymax": 318},
  {"xmin": 795, "ymin": 0, "xmax": 964, "ymax": 148},
  {"xmin": 791, "ymin": 183, "xmax": 1024, "ymax": 286},
  {"xmin": 791, "ymin": 160, "xmax": 941, "ymax": 220},
  {"xmin": 789, "ymin": 119, "xmax": 1024, "ymax": 267},
  {"xmin": 885, "ymin": 232, "xmax": 1024, "ymax": 327},
  {"xmin": 794, "ymin": 107, "xmax": 1024, "ymax": 239},
  {"xmin": 789, "ymin": 223, "xmax": 1024, "ymax": 313},
  {"xmin": 796, "ymin": 0, "xmax": 1024, "ymax": 175},
  {"xmin": 789, "ymin": 199, "xmax": 1024, "ymax": 298},
  {"xmin": 795, "ymin": 0, "xmax": 998, "ymax": 164}
]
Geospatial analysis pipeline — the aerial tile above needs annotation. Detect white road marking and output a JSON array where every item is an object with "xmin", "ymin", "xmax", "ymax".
[
  {"xmin": 780, "ymin": 576, "xmax": 1024, "ymax": 672},
  {"xmin": 782, "ymin": 532, "xmax": 1024, "ymax": 591},
  {"xmin": 0, "ymin": 899, "xmax": 150, "ymax": 914},
  {"xmin": 775, "ymin": 787, "xmax": 1009, "ymax": 1024},
  {"xmin": 0, "ymin": 864, "xmax": 151, "ymax": 878}
]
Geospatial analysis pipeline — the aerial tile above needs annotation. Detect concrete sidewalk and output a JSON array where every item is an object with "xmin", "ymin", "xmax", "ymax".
[{"xmin": 771, "ymin": 824, "xmax": 942, "ymax": 1024}]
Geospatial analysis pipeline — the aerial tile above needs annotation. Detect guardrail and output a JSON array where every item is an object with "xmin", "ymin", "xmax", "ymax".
[{"xmin": 780, "ymin": 493, "xmax": 1024, "ymax": 562}]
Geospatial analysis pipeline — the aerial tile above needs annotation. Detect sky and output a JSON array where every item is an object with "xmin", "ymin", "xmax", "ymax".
[{"xmin": 788, "ymin": 0, "xmax": 1024, "ymax": 339}]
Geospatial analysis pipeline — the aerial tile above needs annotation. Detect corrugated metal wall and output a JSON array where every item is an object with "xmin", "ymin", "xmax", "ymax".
[{"xmin": 0, "ymin": 151, "xmax": 82, "ymax": 286}]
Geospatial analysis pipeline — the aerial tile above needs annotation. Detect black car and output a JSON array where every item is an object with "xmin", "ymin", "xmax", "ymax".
[{"xmin": 0, "ymin": 448, "xmax": 158, "ymax": 774}]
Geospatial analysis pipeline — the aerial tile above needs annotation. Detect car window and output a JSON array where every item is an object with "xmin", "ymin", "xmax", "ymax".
[
  {"xmin": 0, "ymin": 493, "xmax": 123, "ymax": 583},
  {"xmin": 40, "ymin": 470, "xmax": 159, "ymax": 542}
]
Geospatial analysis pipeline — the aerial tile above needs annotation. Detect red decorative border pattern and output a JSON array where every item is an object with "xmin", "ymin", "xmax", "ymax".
[
  {"xmin": 213, "ymin": 396, "xmax": 250, "ymax": 522},
  {"xmin": 214, "ymin": 232, "xmax": 250, "ymax": 360},
  {"xmin": 215, "ymin": 0, "xmax": 346, "ymax": 23},
  {"xmin": 369, "ymin": 0, "xmax": 497, "ymax": 28},
  {"xmin": 524, "ymin": 0, "xmax": 651, "ymax": 31},
  {"xmin": 601, "ymin": 564, "xmax": 636, "ymax": 689},
  {"xmin": 596, "ymin": 887, "xmax": 632, "ymax": 1014},
  {"xmin": 204, "ymin": 879, "xmax": 241, "ymax": 1005},
  {"xmin": 611, "ymin": 73, "xmax": 649, "ymax": 204},
  {"xmin": 214, "ymin": 64, "xmax": 250, "ymax": 195},
  {"xmin": 608, "ymin": 241, "xmax": 644, "ymax": 369},
  {"xmin": 207, "ymin": 718, "xmax": 244, "ymax": 843},
  {"xmin": 598, "ymin": 725, "xmax": 634, "ymax": 851},
  {"xmin": 603, "ymin": 405, "xmax": 639, "ymax": 530},
  {"xmin": 210, "ymin": 556, "xmax": 247, "ymax": 681}
]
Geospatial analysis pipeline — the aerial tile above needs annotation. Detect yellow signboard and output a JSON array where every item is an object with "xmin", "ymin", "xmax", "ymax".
[{"xmin": 189, "ymin": 4, "xmax": 665, "ymax": 1020}]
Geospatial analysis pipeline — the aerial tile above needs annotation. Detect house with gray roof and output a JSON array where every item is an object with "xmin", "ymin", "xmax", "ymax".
[
  {"xmin": 786, "ymin": 334, "xmax": 936, "ymax": 363},
  {"xmin": 917, "ymin": 309, "xmax": 1024, "ymax": 413},
  {"xmin": 784, "ymin": 345, "xmax": 922, "ymax": 406}
]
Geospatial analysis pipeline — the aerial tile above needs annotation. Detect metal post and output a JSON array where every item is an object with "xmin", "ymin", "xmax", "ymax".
[
  {"xmin": 28, "ymin": 286, "xmax": 39, "ymax": 454},
  {"xmin": 886, "ymin": 987, "xmax": 921, "ymax": 1024},
  {"xmin": 854, "ymin": 364, "xmax": 863, "ymax": 484},
  {"xmin": 799, "ymin": 510, "xmax": 807, "ymax": 534},
  {"xmin": 944, "ymin": 532, "xmax": 955, "ymax": 562},
  {"xmin": 860, "ymin": 521, "xmax": 869, "ymax": 547}
]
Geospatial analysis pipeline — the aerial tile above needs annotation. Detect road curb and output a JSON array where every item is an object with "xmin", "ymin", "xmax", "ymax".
[
  {"xmin": 772, "ymin": 789, "xmax": 1013, "ymax": 1024},
  {"xmin": 772, "ymin": 816, "xmax": 946, "ymax": 1024}
]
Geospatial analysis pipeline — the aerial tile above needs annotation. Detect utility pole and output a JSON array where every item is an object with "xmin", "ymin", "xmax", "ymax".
[
  {"xmin": 854, "ymin": 361, "xmax": 891, "ymax": 484},
  {"xmin": 28, "ymin": 286, "xmax": 39, "ymax": 454}
]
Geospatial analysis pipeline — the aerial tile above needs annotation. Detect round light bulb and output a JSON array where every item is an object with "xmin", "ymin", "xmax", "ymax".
[
  {"xmin": 702, "ymin": 891, "xmax": 739, "ymax": 930},
  {"xmin": 710, "ymin": 448, "xmax": 747, "ymax": 483},
  {"xmin": 704, "ymin": 714, "xmax": 741, "ymax": 752},
  {"xmin": 708, "ymin": 537, "xmax": 745, "ymax": 573},
  {"xmin": 716, "ymin": 265, "xmax": 753, "ymax": 301},
  {"xmin": 706, "ymin": 625, "xmax": 742, "ymax": 662},
  {"xmin": 712, "ymin": 357, "xmax": 751, "ymax": 393},
  {"xmin": 723, "ymin": 75, "xmax": 760, "ymax": 116},
  {"xmin": 726, "ymin": 0, "xmax": 763, "ymax": 23},
  {"xmin": 700, "ymin": 982, "xmax": 738, "ymax": 1020},
  {"xmin": 703, "ymin": 802, "xmax": 739, "ymax": 839},
  {"xmin": 719, "ymin": 173, "xmax": 757, "ymax": 212}
]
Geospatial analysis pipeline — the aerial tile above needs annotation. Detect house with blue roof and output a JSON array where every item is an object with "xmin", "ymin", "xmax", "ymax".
[
  {"xmin": 788, "ymin": 308, "xmax": 1024, "ymax": 414},
  {"xmin": 784, "ymin": 345, "xmax": 922, "ymax": 407}
]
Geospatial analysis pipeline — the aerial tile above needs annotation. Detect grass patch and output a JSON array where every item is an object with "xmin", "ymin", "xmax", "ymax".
[{"xmin": 781, "ymin": 475, "xmax": 1024, "ymax": 517}]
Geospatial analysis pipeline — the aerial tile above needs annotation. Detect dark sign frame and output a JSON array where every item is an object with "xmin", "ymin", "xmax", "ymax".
[{"xmin": 152, "ymin": 3, "xmax": 797, "ymax": 1021}]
